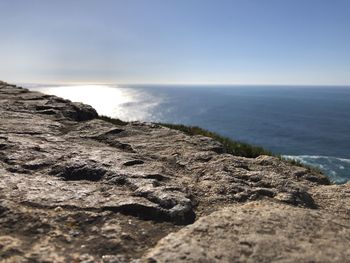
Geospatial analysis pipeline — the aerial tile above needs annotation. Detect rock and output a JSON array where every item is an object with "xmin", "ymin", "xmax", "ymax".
[
  {"xmin": 310, "ymin": 182, "xmax": 350, "ymax": 219},
  {"xmin": 0, "ymin": 80, "xmax": 348, "ymax": 262},
  {"xmin": 144, "ymin": 201, "xmax": 350, "ymax": 263}
]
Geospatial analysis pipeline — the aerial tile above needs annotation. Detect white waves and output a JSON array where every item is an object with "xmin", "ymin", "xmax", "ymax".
[{"xmin": 282, "ymin": 155, "xmax": 350, "ymax": 184}]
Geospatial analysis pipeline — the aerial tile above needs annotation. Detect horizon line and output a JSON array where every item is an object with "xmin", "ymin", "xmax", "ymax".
[{"xmin": 11, "ymin": 80, "xmax": 350, "ymax": 87}]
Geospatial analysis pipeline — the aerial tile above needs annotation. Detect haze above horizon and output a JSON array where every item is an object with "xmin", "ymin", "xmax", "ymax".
[{"xmin": 1, "ymin": 0, "xmax": 350, "ymax": 85}]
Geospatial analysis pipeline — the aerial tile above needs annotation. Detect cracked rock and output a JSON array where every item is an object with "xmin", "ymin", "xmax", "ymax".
[{"xmin": 0, "ymin": 81, "xmax": 348, "ymax": 262}]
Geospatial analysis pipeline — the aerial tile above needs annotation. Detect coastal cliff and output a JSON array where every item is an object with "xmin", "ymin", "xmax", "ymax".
[{"xmin": 1, "ymin": 81, "xmax": 350, "ymax": 262}]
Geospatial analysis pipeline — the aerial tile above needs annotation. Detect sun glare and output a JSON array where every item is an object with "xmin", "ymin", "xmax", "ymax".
[{"xmin": 39, "ymin": 85, "xmax": 133, "ymax": 117}]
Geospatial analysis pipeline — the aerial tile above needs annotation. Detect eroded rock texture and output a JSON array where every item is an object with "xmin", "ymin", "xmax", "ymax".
[
  {"xmin": 144, "ymin": 200, "xmax": 350, "ymax": 263},
  {"xmin": 0, "ymin": 80, "xmax": 349, "ymax": 263}
]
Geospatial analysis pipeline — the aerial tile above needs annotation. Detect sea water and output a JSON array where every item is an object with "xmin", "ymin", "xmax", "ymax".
[{"xmin": 26, "ymin": 84, "xmax": 350, "ymax": 183}]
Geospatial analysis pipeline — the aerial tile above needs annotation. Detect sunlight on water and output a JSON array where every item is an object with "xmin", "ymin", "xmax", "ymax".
[
  {"xmin": 38, "ymin": 85, "xmax": 130, "ymax": 116},
  {"xmin": 32, "ymin": 85, "xmax": 160, "ymax": 121}
]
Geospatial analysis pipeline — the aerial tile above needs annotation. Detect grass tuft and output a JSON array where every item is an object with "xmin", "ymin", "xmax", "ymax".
[
  {"xmin": 156, "ymin": 123, "xmax": 272, "ymax": 158},
  {"xmin": 98, "ymin": 115, "xmax": 324, "ymax": 173},
  {"xmin": 98, "ymin": 115, "xmax": 128, "ymax": 126}
]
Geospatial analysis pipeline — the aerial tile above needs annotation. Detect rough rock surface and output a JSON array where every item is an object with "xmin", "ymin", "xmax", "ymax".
[
  {"xmin": 144, "ymin": 200, "xmax": 350, "ymax": 263},
  {"xmin": 0, "ymin": 80, "xmax": 349, "ymax": 262}
]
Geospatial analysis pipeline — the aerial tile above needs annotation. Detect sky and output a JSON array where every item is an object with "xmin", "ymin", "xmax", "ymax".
[{"xmin": 0, "ymin": 0, "xmax": 350, "ymax": 85}]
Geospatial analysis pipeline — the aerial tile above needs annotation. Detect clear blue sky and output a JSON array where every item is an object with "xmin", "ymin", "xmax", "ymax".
[{"xmin": 1, "ymin": 0, "xmax": 350, "ymax": 85}]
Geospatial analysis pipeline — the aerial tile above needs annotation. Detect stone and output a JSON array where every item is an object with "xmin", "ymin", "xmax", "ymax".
[
  {"xmin": 144, "ymin": 201, "xmax": 350, "ymax": 263},
  {"xmin": 0, "ymin": 80, "xmax": 348, "ymax": 262}
]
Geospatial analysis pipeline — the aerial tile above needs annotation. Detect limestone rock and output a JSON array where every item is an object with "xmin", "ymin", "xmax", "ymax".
[
  {"xmin": 0, "ymin": 81, "xmax": 348, "ymax": 262},
  {"xmin": 144, "ymin": 201, "xmax": 350, "ymax": 263}
]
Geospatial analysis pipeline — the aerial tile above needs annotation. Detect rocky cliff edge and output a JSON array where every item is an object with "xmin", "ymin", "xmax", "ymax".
[{"xmin": 1, "ymin": 81, "xmax": 350, "ymax": 263}]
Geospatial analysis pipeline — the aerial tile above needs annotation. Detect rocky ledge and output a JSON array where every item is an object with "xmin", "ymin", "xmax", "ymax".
[{"xmin": 0, "ymin": 81, "xmax": 349, "ymax": 263}]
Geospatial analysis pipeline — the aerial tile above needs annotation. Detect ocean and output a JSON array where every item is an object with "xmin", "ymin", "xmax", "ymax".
[{"xmin": 25, "ymin": 84, "xmax": 350, "ymax": 184}]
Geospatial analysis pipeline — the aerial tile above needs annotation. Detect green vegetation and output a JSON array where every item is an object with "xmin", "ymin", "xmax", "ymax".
[
  {"xmin": 157, "ymin": 123, "xmax": 272, "ymax": 158},
  {"xmin": 156, "ymin": 123, "xmax": 322, "ymax": 174},
  {"xmin": 98, "ymin": 115, "xmax": 128, "ymax": 126},
  {"xmin": 98, "ymin": 115, "xmax": 322, "ymax": 173},
  {"xmin": 99, "ymin": 115, "xmax": 271, "ymax": 158}
]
